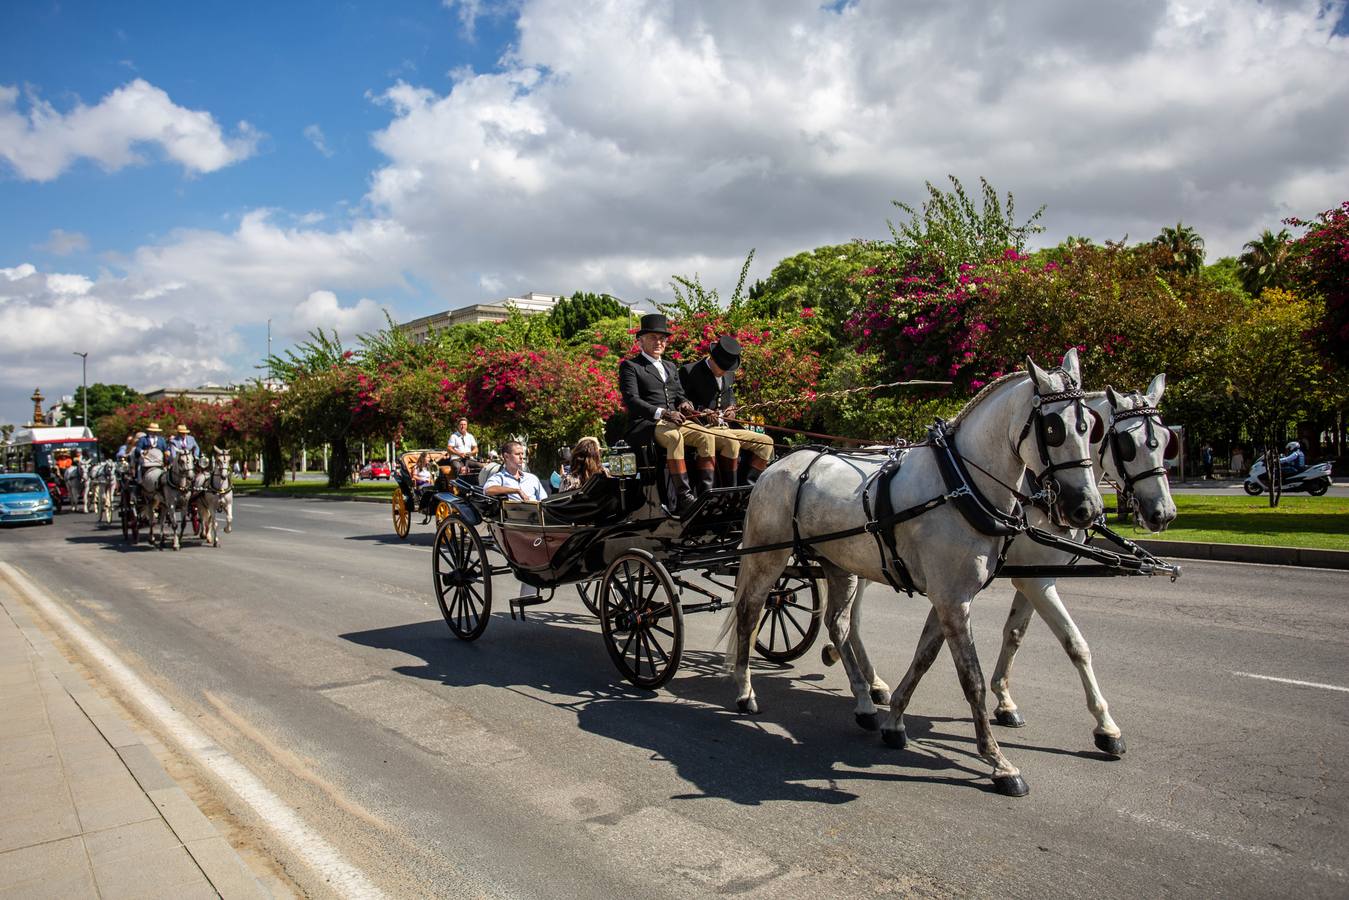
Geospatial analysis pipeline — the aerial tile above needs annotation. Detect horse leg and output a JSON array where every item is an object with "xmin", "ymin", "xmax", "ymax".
[
  {"xmin": 1024, "ymin": 582, "xmax": 1124, "ymax": 755},
  {"xmin": 819, "ymin": 571, "xmax": 884, "ymax": 730},
  {"xmin": 880, "ymin": 607, "xmax": 945, "ymax": 750},
  {"xmin": 990, "ymin": 589, "xmax": 1035, "ymax": 727},
  {"xmin": 937, "ymin": 599, "xmax": 1028, "ymax": 797},
  {"xmin": 725, "ymin": 548, "xmax": 792, "ymax": 715},
  {"xmin": 222, "ymin": 495, "xmax": 232, "ymax": 533},
  {"xmin": 843, "ymin": 578, "xmax": 891, "ymax": 707}
]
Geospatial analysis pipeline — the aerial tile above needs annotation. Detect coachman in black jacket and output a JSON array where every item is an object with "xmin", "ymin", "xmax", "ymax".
[
  {"xmin": 678, "ymin": 335, "xmax": 774, "ymax": 485},
  {"xmin": 617, "ymin": 314, "xmax": 715, "ymax": 514}
]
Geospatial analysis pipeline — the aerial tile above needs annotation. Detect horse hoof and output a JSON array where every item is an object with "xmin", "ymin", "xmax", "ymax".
[
  {"xmin": 737, "ymin": 697, "xmax": 759, "ymax": 715},
  {"xmin": 994, "ymin": 708, "xmax": 1026, "ymax": 728},
  {"xmin": 880, "ymin": 728, "xmax": 906, "ymax": 750},
  {"xmin": 855, "ymin": 712, "xmax": 880, "ymax": 731},
  {"xmin": 1094, "ymin": 733, "xmax": 1126, "ymax": 756},
  {"xmin": 870, "ymin": 687, "xmax": 891, "ymax": 706},
  {"xmin": 992, "ymin": 774, "xmax": 1030, "ymax": 797},
  {"xmin": 822, "ymin": 644, "xmax": 840, "ymax": 666}
]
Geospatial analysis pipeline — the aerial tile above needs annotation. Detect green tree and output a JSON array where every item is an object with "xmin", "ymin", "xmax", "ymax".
[
  {"xmin": 663, "ymin": 250, "xmax": 755, "ymax": 325},
  {"xmin": 548, "ymin": 292, "xmax": 628, "ymax": 341},
  {"xmin": 1201, "ymin": 256, "xmax": 1247, "ymax": 299},
  {"xmin": 742, "ymin": 241, "xmax": 887, "ymax": 340},
  {"xmin": 1151, "ymin": 221, "xmax": 1206, "ymax": 273},
  {"xmin": 889, "ymin": 175, "xmax": 1045, "ymax": 281},
  {"xmin": 1237, "ymin": 228, "xmax": 1294, "ymax": 296},
  {"xmin": 60, "ymin": 384, "xmax": 144, "ymax": 429},
  {"xmin": 267, "ymin": 329, "xmax": 364, "ymax": 488}
]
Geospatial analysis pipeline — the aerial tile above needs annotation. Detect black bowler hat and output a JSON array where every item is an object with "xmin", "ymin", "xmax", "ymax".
[
  {"xmin": 637, "ymin": 313, "xmax": 672, "ymax": 336},
  {"xmin": 709, "ymin": 335, "xmax": 741, "ymax": 371}
]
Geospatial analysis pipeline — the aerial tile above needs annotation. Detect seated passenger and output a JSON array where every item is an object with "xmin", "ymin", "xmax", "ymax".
[
  {"xmin": 560, "ymin": 437, "xmax": 607, "ymax": 492},
  {"xmin": 484, "ymin": 441, "xmax": 546, "ymax": 501},
  {"xmin": 413, "ymin": 452, "xmax": 434, "ymax": 489}
]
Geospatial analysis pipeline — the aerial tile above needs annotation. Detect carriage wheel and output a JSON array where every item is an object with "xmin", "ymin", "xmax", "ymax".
[
  {"xmin": 434, "ymin": 500, "xmax": 453, "ymax": 527},
  {"xmin": 392, "ymin": 488, "xmax": 410, "ymax": 538},
  {"xmin": 577, "ymin": 579, "xmax": 600, "ymax": 616},
  {"xmin": 754, "ymin": 566, "xmax": 823, "ymax": 663},
  {"xmin": 433, "ymin": 518, "xmax": 492, "ymax": 641},
  {"xmin": 599, "ymin": 551, "xmax": 684, "ymax": 689}
]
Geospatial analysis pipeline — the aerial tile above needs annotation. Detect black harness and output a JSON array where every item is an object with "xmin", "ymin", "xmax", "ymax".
[{"xmin": 1103, "ymin": 403, "xmax": 1173, "ymax": 500}]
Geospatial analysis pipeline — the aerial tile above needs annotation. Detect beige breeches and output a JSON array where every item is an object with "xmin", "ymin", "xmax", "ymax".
[{"xmin": 654, "ymin": 422, "xmax": 716, "ymax": 459}]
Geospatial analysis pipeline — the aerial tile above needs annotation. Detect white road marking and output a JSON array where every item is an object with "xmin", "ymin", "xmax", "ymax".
[
  {"xmin": 0, "ymin": 563, "xmax": 386, "ymax": 899},
  {"xmin": 1232, "ymin": 671, "xmax": 1349, "ymax": 694},
  {"xmin": 296, "ymin": 509, "xmax": 336, "ymax": 517},
  {"xmin": 1117, "ymin": 809, "xmax": 1346, "ymax": 880},
  {"xmin": 261, "ymin": 525, "xmax": 306, "ymax": 534}
]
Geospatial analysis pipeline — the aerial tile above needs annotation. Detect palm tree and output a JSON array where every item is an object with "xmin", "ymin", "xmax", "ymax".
[
  {"xmin": 1152, "ymin": 221, "xmax": 1206, "ymax": 273},
  {"xmin": 1237, "ymin": 228, "xmax": 1293, "ymax": 296}
]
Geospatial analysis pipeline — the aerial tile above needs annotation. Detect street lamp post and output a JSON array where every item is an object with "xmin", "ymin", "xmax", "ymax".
[{"xmin": 72, "ymin": 351, "xmax": 88, "ymax": 430}]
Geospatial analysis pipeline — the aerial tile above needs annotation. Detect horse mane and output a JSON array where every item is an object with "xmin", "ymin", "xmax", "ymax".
[{"xmin": 947, "ymin": 371, "xmax": 1028, "ymax": 428}]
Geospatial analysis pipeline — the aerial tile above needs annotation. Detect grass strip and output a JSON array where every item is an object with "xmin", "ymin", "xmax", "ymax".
[{"xmin": 1117, "ymin": 493, "xmax": 1349, "ymax": 551}]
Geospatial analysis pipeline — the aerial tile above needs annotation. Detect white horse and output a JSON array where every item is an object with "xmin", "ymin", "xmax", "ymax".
[
  {"xmin": 90, "ymin": 460, "xmax": 117, "ymax": 523},
  {"xmin": 65, "ymin": 457, "xmax": 91, "ymax": 513},
  {"xmin": 725, "ymin": 351, "xmax": 1104, "ymax": 797},
  {"xmin": 137, "ymin": 449, "xmax": 174, "ymax": 549},
  {"xmin": 190, "ymin": 449, "xmax": 232, "ymax": 546},
  {"xmin": 163, "ymin": 452, "xmax": 197, "ymax": 550},
  {"xmin": 988, "ymin": 375, "xmax": 1177, "ymax": 755},
  {"xmin": 210, "ymin": 448, "xmax": 234, "ymax": 534}
]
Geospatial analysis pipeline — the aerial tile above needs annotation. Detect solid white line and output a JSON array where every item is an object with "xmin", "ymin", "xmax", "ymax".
[
  {"xmin": 1117, "ymin": 809, "xmax": 1346, "ymax": 880},
  {"xmin": 261, "ymin": 525, "xmax": 306, "ymax": 534},
  {"xmin": 0, "ymin": 563, "xmax": 385, "ymax": 898},
  {"xmin": 1232, "ymin": 671, "xmax": 1349, "ymax": 694}
]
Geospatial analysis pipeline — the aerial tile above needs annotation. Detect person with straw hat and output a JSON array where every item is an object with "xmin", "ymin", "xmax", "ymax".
[{"xmin": 168, "ymin": 423, "xmax": 200, "ymax": 463}]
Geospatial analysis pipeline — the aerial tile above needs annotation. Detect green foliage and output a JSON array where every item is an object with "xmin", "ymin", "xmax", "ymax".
[
  {"xmin": 548, "ymin": 292, "xmax": 628, "ymax": 341},
  {"xmin": 1237, "ymin": 228, "xmax": 1294, "ymax": 296},
  {"xmin": 663, "ymin": 249, "xmax": 755, "ymax": 325},
  {"xmin": 742, "ymin": 241, "xmax": 886, "ymax": 341},
  {"xmin": 1201, "ymin": 257, "xmax": 1248, "ymax": 299},
  {"xmin": 266, "ymin": 328, "xmax": 352, "ymax": 381},
  {"xmin": 1151, "ymin": 221, "xmax": 1206, "ymax": 273},
  {"xmin": 889, "ymin": 175, "xmax": 1045, "ymax": 281},
  {"xmin": 61, "ymin": 383, "xmax": 144, "ymax": 428},
  {"xmin": 816, "ymin": 351, "xmax": 963, "ymax": 442}
]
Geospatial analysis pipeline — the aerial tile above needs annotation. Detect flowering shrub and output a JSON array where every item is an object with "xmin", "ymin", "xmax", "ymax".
[{"xmin": 1286, "ymin": 200, "xmax": 1349, "ymax": 367}]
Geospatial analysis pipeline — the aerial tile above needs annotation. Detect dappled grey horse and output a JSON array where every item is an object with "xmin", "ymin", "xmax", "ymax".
[
  {"xmin": 163, "ymin": 452, "xmax": 196, "ymax": 550},
  {"xmin": 725, "ymin": 350, "xmax": 1104, "ymax": 797},
  {"xmin": 989, "ymin": 375, "xmax": 1177, "ymax": 755},
  {"xmin": 65, "ymin": 457, "xmax": 90, "ymax": 513},
  {"xmin": 90, "ymin": 460, "xmax": 117, "ymax": 523},
  {"xmin": 137, "ymin": 448, "xmax": 174, "ymax": 549}
]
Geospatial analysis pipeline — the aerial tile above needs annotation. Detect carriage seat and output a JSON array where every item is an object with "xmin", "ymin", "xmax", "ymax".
[{"xmin": 539, "ymin": 474, "xmax": 640, "ymax": 527}]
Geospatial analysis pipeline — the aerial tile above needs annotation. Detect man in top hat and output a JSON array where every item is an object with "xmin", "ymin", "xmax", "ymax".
[
  {"xmin": 168, "ymin": 423, "xmax": 200, "ymax": 463},
  {"xmin": 617, "ymin": 313, "xmax": 714, "ymax": 514},
  {"xmin": 679, "ymin": 335, "xmax": 774, "ymax": 487}
]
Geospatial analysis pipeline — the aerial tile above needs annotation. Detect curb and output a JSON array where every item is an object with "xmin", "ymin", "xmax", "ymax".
[{"xmin": 1133, "ymin": 539, "xmax": 1349, "ymax": 570}]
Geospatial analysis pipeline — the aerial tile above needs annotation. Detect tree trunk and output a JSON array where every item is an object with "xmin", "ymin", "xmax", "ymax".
[
  {"xmin": 327, "ymin": 435, "xmax": 351, "ymax": 489},
  {"xmin": 262, "ymin": 433, "xmax": 285, "ymax": 486}
]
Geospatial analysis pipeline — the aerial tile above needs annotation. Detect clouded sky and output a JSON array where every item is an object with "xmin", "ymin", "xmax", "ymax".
[{"xmin": 2, "ymin": 0, "xmax": 1347, "ymax": 426}]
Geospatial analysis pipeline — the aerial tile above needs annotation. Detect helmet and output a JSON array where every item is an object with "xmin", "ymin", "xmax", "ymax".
[{"xmin": 1285, "ymin": 441, "xmax": 1300, "ymax": 452}]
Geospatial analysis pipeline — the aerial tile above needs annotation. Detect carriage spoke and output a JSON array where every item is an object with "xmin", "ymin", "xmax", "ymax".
[
  {"xmin": 648, "ymin": 622, "xmax": 676, "ymax": 639},
  {"xmin": 643, "ymin": 628, "xmax": 670, "ymax": 665}
]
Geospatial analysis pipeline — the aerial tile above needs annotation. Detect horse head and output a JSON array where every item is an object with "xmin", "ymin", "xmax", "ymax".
[
  {"xmin": 1100, "ymin": 374, "xmax": 1177, "ymax": 533},
  {"xmin": 169, "ymin": 452, "xmax": 195, "ymax": 491},
  {"xmin": 1015, "ymin": 349, "xmax": 1105, "ymax": 529}
]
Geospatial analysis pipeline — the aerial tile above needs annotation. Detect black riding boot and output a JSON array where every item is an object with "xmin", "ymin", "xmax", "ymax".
[
  {"xmin": 665, "ymin": 461, "xmax": 697, "ymax": 516},
  {"xmin": 692, "ymin": 457, "xmax": 716, "ymax": 497}
]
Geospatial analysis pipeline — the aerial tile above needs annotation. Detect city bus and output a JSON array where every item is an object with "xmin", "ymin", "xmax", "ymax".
[{"xmin": 2, "ymin": 426, "xmax": 102, "ymax": 482}]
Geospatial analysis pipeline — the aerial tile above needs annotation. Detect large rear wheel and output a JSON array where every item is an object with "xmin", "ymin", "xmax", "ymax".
[
  {"xmin": 754, "ymin": 565, "xmax": 823, "ymax": 662},
  {"xmin": 392, "ymin": 488, "xmax": 410, "ymax": 538},
  {"xmin": 1308, "ymin": 477, "xmax": 1330, "ymax": 497},
  {"xmin": 433, "ymin": 518, "xmax": 492, "ymax": 641},
  {"xmin": 599, "ymin": 551, "xmax": 683, "ymax": 689}
]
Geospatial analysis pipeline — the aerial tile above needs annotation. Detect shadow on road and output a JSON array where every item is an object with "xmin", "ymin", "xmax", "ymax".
[{"xmin": 341, "ymin": 614, "xmax": 1001, "ymax": 805}]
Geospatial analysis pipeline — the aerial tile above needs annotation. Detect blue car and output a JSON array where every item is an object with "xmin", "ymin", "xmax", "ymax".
[{"xmin": 0, "ymin": 473, "xmax": 56, "ymax": 526}]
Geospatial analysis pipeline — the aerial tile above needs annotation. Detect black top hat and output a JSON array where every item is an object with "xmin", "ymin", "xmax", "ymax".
[
  {"xmin": 637, "ymin": 313, "xmax": 672, "ymax": 336},
  {"xmin": 709, "ymin": 335, "xmax": 742, "ymax": 371}
]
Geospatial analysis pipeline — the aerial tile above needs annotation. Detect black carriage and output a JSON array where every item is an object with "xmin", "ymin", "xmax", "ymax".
[{"xmin": 431, "ymin": 445, "xmax": 823, "ymax": 688}]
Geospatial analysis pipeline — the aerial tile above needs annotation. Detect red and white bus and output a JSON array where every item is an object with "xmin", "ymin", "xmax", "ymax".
[{"xmin": 2, "ymin": 426, "xmax": 103, "ymax": 481}]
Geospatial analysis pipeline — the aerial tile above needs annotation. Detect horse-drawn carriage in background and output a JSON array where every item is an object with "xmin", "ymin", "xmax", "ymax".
[{"xmin": 431, "ymin": 443, "xmax": 822, "ymax": 688}]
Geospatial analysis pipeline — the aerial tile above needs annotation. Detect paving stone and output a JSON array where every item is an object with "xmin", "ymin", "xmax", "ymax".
[
  {"xmin": 0, "ymin": 788, "xmax": 82, "ymax": 854},
  {"xmin": 117, "ymin": 742, "xmax": 179, "ymax": 793},
  {"xmin": 83, "ymin": 818, "xmax": 182, "ymax": 865},
  {"xmin": 91, "ymin": 844, "xmax": 210, "ymax": 900},
  {"xmin": 186, "ymin": 835, "xmax": 270, "ymax": 899},
  {"xmin": 68, "ymin": 770, "xmax": 160, "ymax": 832},
  {"xmin": 4, "ymin": 710, "xmax": 50, "ymax": 739},
  {"xmin": 149, "ymin": 786, "xmax": 221, "ymax": 844},
  {"xmin": 0, "ymin": 730, "xmax": 61, "ymax": 775},
  {"xmin": 0, "ymin": 835, "xmax": 97, "ymax": 897}
]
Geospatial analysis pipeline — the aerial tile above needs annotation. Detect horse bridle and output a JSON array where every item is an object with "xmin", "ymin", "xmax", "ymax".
[
  {"xmin": 1102, "ymin": 402, "xmax": 1173, "ymax": 501},
  {"xmin": 1013, "ymin": 368, "xmax": 1102, "ymax": 510}
]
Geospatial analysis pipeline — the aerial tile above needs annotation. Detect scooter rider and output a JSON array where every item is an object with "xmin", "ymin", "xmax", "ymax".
[{"xmin": 1279, "ymin": 441, "xmax": 1306, "ymax": 477}]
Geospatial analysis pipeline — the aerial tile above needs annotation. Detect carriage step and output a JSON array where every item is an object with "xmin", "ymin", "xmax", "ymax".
[{"xmin": 508, "ymin": 592, "xmax": 552, "ymax": 621}]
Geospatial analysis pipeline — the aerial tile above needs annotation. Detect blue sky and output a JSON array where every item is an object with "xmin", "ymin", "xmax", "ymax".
[{"xmin": 2, "ymin": 0, "xmax": 1347, "ymax": 426}]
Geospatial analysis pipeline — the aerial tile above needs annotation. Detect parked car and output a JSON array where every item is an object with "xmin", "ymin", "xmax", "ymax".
[
  {"xmin": 359, "ymin": 460, "xmax": 392, "ymax": 481},
  {"xmin": 0, "ymin": 474, "xmax": 56, "ymax": 526}
]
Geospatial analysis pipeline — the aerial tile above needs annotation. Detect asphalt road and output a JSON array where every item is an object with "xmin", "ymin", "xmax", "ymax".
[{"xmin": 3, "ymin": 500, "xmax": 1347, "ymax": 899}]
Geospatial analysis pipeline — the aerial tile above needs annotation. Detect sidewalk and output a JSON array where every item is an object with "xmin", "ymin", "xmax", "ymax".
[{"xmin": 0, "ymin": 584, "xmax": 269, "ymax": 899}]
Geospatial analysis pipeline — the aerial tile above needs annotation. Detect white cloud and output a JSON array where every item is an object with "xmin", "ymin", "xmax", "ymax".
[
  {"xmin": 303, "ymin": 123, "xmax": 333, "ymax": 158},
  {"xmin": 287, "ymin": 290, "xmax": 388, "ymax": 341},
  {"xmin": 39, "ymin": 229, "xmax": 90, "ymax": 255},
  {"xmin": 0, "ymin": 79, "xmax": 260, "ymax": 182}
]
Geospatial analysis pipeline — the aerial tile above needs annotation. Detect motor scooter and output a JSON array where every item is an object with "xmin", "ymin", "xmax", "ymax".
[{"xmin": 1244, "ymin": 457, "xmax": 1333, "ymax": 496}]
